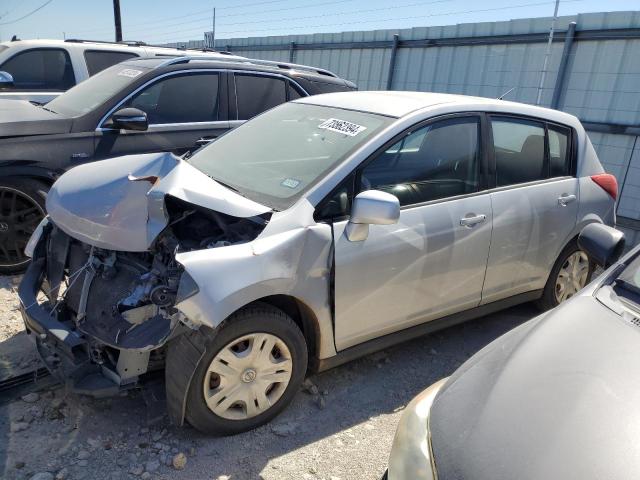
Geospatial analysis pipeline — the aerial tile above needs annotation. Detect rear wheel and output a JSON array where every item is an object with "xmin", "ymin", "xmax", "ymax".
[
  {"xmin": 0, "ymin": 178, "xmax": 48, "ymax": 274},
  {"xmin": 537, "ymin": 240, "xmax": 594, "ymax": 311},
  {"xmin": 183, "ymin": 304, "xmax": 307, "ymax": 435}
]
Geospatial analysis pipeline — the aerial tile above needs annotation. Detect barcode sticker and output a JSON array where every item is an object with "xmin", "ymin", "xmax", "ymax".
[
  {"xmin": 117, "ymin": 68, "xmax": 143, "ymax": 78},
  {"xmin": 281, "ymin": 178, "xmax": 301, "ymax": 189},
  {"xmin": 318, "ymin": 118, "xmax": 367, "ymax": 137}
]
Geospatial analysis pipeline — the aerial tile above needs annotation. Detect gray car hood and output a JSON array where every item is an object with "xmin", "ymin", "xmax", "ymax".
[
  {"xmin": 0, "ymin": 99, "xmax": 72, "ymax": 137},
  {"xmin": 430, "ymin": 296, "xmax": 640, "ymax": 480},
  {"xmin": 46, "ymin": 152, "xmax": 271, "ymax": 251}
]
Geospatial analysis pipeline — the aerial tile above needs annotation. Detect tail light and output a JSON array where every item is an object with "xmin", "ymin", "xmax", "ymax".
[{"xmin": 591, "ymin": 173, "xmax": 618, "ymax": 200}]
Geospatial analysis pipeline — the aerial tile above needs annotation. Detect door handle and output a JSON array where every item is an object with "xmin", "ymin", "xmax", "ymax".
[
  {"xmin": 558, "ymin": 194, "xmax": 577, "ymax": 206},
  {"xmin": 195, "ymin": 137, "xmax": 216, "ymax": 146},
  {"xmin": 460, "ymin": 214, "xmax": 487, "ymax": 227}
]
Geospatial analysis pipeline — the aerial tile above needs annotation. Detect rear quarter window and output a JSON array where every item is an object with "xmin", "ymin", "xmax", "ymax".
[{"xmin": 84, "ymin": 50, "xmax": 139, "ymax": 76}]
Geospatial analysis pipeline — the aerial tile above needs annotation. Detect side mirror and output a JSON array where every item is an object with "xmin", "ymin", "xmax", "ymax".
[
  {"xmin": 346, "ymin": 190, "xmax": 400, "ymax": 242},
  {"xmin": 107, "ymin": 107, "xmax": 148, "ymax": 131},
  {"xmin": 0, "ymin": 71, "xmax": 14, "ymax": 88},
  {"xmin": 578, "ymin": 223, "xmax": 625, "ymax": 268}
]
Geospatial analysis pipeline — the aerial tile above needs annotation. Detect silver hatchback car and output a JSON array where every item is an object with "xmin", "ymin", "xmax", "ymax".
[{"xmin": 20, "ymin": 91, "xmax": 616, "ymax": 435}]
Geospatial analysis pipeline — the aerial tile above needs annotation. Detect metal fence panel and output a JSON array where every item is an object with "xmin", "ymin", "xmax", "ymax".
[{"xmin": 161, "ymin": 10, "xmax": 640, "ymax": 233}]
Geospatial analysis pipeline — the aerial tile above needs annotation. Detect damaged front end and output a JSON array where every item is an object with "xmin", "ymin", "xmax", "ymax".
[{"xmin": 18, "ymin": 153, "xmax": 270, "ymax": 397}]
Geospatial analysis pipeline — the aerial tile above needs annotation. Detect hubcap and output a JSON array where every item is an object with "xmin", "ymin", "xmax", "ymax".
[
  {"xmin": 203, "ymin": 333, "xmax": 293, "ymax": 420},
  {"xmin": 0, "ymin": 187, "xmax": 45, "ymax": 268},
  {"xmin": 555, "ymin": 251, "xmax": 589, "ymax": 303}
]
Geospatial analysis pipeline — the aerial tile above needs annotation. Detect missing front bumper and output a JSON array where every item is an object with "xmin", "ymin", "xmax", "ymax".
[{"xmin": 18, "ymin": 225, "xmax": 173, "ymax": 397}]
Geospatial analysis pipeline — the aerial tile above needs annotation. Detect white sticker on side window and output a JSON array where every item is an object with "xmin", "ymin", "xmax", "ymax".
[
  {"xmin": 318, "ymin": 118, "xmax": 367, "ymax": 137},
  {"xmin": 117, "ymin": 68, "xmax": 143, "ymax": 78}
]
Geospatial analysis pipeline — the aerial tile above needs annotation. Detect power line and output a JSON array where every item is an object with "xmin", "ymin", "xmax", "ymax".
[
  {"xmin": 0, "ymin": 0, "xmax": 54, "ymax": 26},
  {"xmin": 130, "ymin": 0, "xmax": 362, "ymax": 34},
  {"xmin": 139, "ymin": 0, "xmax": 444, "ymax": 39},
  {"xmin": 216, "ymin": 0, "xmax": 586, "ymax": 35},
  {"xmin": 220, "ymin": 0, "xmax": 452, "ymax": 28},
  {"xmin": 144, "ymin": 0, "xmax": 585, "ymax": 42},
  {"xmin": 70, "ymin": 0, "xmax": 290, "ymax": 35}
]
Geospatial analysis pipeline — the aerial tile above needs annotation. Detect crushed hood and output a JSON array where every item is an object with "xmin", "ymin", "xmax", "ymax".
[
  {"xmin": 0, "ymin": 99, "xmax": 72, "ymax": 137},
  {"xmin": 429, "ymin": 296, "xmax": 640, "ymax": 480},
  {"xmin": 46, "ymin": 152, "xmax": 271, "ymax": 251}
]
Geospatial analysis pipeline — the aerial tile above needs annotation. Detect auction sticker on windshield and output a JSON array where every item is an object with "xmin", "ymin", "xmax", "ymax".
[
  {"xmin": 318, "ymin": 118, "xmax": 367, "ymax": 137},
  {"xmin": 281, "ymin": 178, "xmax": 301, "ymax": 189},
  {"xmin": 117, "ymin": 68, "xmax": 143, "ymax": 78}
]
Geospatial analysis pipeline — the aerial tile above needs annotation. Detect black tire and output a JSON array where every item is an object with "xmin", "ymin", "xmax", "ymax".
[
  {"xmin": 0, "ymin": 177, "xmax": 48, "ymax": 275},
  {"xmin": 536, "ymin": 239, "xmax": 595, "ymax": 311},
  {"xmin": 183, "ymin": 303, "xmax": 307, "ymax": 436}
]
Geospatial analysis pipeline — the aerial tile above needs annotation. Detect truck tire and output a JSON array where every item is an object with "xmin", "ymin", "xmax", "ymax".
[{"xmin": 179, "ymin": 303, "xmax": 308, "ymax": 436}]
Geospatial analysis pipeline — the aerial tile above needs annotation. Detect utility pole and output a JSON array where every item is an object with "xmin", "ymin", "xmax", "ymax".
[
  {"xmin": 536, "ymin": 0, "xmax": 560, "ymax": 106},
  {"xmin": 211, "ymin": 6, "xmax": 216, "ymax": 49},
  {"xmin": 113, "ymin": 0, "xmax": 122, "ymax": 42}
]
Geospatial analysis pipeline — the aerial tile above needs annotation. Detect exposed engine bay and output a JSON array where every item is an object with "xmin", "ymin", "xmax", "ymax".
[{"xmin": 32, "ymin": 195, "xmax": 268, "ymax": 392}]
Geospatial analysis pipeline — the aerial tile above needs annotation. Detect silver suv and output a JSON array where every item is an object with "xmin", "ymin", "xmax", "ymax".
[{"xmin": 19, "ymin": 91, "xmax": 616, "ymax": 435}]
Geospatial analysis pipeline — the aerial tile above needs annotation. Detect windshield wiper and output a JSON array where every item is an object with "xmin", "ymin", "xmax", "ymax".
[
  {"xmin": 613, "ymin": 279, "xmax": 640, "ymax": 311},
  {"xmin": 30, "ymin": 101, "xmax": 57, "ymax": 114},
  {"xmin": 209, "ymin": 177, "xmax": 241, "ymax": 195}
]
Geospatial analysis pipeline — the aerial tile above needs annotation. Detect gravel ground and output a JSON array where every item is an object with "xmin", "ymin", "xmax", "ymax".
[{"xmin": 0, "ymin": 273, "xmax": 539, "ymax": 480}]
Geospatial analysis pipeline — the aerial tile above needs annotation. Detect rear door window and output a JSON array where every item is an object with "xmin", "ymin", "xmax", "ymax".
[
  {"xmin": 125, "ymin": 72, "xmax": 220, "ymax": 124},
  {"xmin": 0, "ymin": 48, "xmax": 75, "ymax": 91},
  {"xmin": 234, "ymin": 74, "xmax": 287, "ymax": 120},
  {"xmin": 491, "ymin": 117, "xmax": 546, "ymax": 186},
  {"xmin": 84, "ymin": 50, "xmax": 138, "ymax": 76}
]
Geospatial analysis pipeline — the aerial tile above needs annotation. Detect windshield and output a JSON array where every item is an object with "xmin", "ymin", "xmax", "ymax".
[
  {"xmin": 46, "ymin": 63, "xmax": 151, "ymax": 117},
  {"xmin": 189, "ymin": 102, "xmax": 394, "ymax": 210}
]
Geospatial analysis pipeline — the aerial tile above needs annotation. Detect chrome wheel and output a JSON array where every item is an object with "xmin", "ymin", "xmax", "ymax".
[
  {"xmin": 554, "ymin": 251, "xmax": 589, "ymax": 303},
  {"xmin": 0, "ymin": 187, "xmax": 45, "ymax": 269},
  {"xmin": 203, "ymin": 333, "xmax": 293, "ymax": 420}
]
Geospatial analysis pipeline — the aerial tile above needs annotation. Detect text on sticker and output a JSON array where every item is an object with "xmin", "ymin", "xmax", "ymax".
[
  {"xmin": 118, "ymin": 69, "xmax": 143, "ymax": 78},
  {"xmin": 318, "ymin": 118, "xmax": 367, "ymax": 137}
]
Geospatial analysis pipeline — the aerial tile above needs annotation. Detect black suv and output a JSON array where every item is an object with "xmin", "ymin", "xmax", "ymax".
[{"xmin": 0, "ymin": 55, "xmax": 356, "ymax": 273}]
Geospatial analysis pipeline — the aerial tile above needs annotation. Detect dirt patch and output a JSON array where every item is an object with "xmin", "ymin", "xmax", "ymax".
[{"xmin": 0, "ymin": 275, "xmax": 42, "ymax": 382}]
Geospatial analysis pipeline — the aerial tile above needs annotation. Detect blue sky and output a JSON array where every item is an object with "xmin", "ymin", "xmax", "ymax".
[{"xmin": 0, "ymin": 0, "xmax": 638, "ymax": 45}]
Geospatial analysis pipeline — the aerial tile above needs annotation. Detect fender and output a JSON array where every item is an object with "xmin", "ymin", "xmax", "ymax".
[
  {"xmin": 0, "ymin": 164, "xmax": 60, "ymax": 184},
  {"xmin": 168, "ymin": 224, "xmax": 336, "ymax": 426},
  {"xmin": 175, "ymin": 223, "xmax": 337, "ymax": 360}
]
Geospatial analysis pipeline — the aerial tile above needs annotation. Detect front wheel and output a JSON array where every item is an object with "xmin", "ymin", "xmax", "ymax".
[
  {"xmin": 183, "ymin": 304, "xmax": 308, "ymax": 436},
  {"xmin": 537, "ymin": 240, "xmax": 594, "ymax": 311}
]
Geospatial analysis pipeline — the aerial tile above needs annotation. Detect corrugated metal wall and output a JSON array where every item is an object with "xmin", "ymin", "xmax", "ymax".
[{"xmin": 164, "ymin": 11, "xmax": 640, "ymax": 230}]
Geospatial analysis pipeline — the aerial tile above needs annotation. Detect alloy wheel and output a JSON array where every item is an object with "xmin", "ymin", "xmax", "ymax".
[
  {"xmin": 203, "ymin": 333, "xmax": 293, "ymax": 420},
  {"xmin": 0, "ymin": 187, "xmax": 45, "ymax": 269},
  {"xmin": 554, "ymin": 251, "xmax": 589, "ymax": 303}
]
